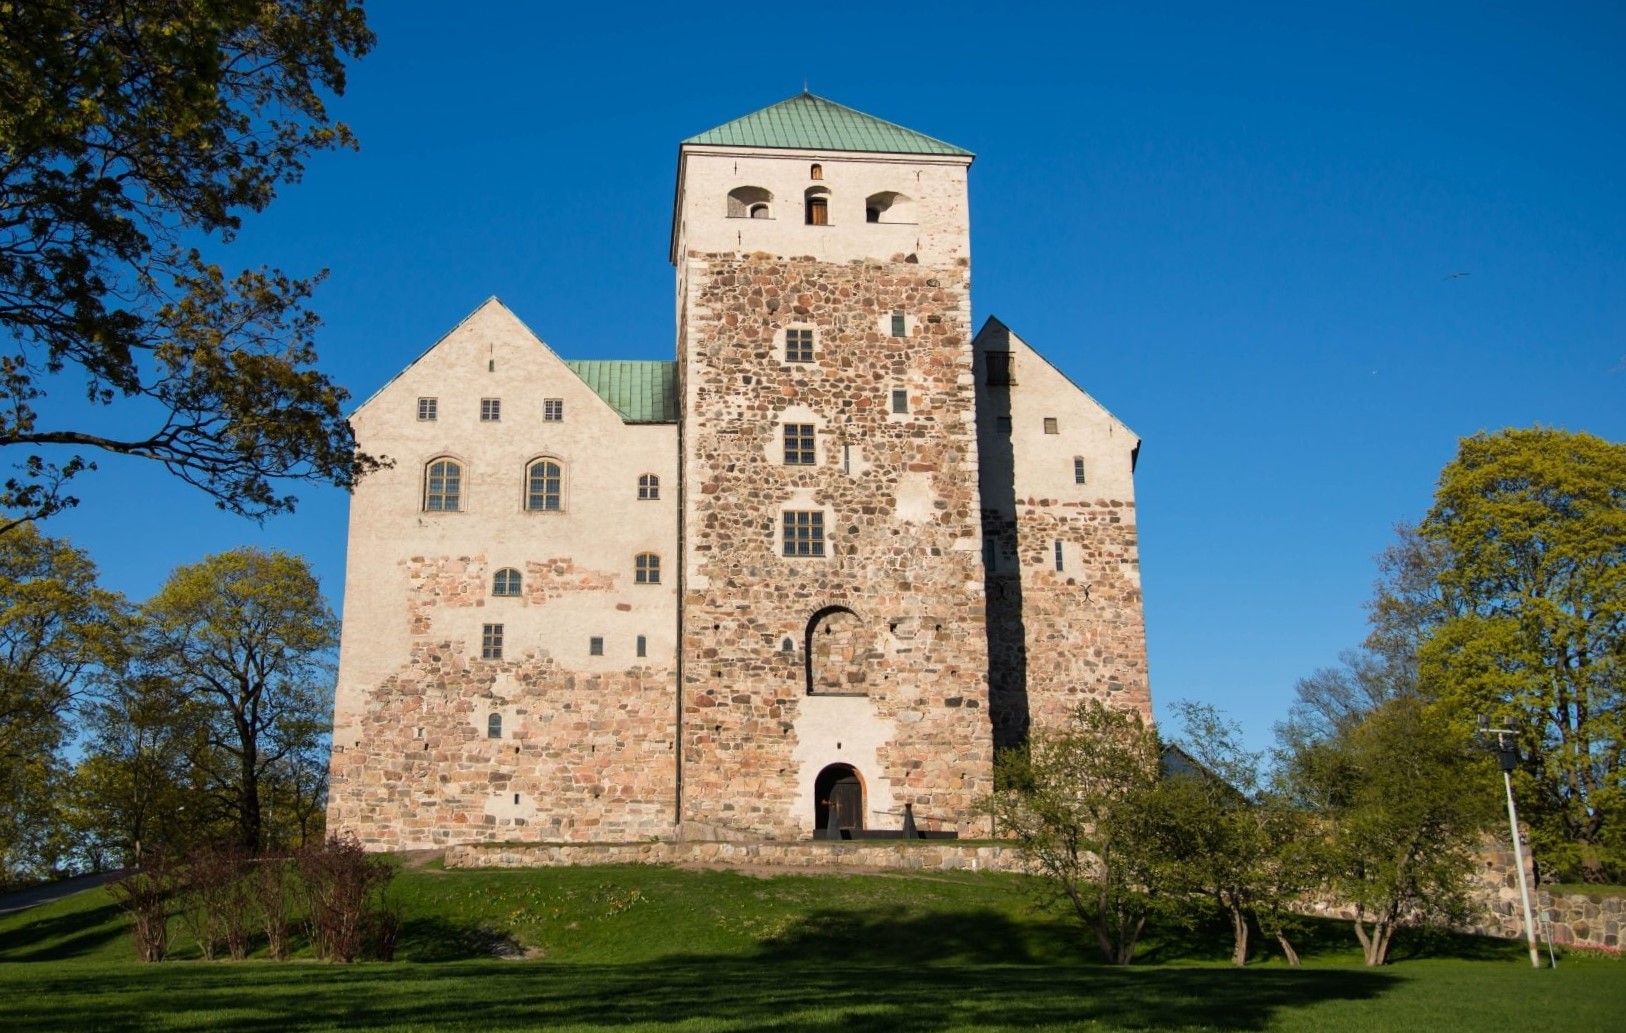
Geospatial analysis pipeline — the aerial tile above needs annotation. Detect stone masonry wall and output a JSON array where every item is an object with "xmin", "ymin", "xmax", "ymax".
[
  {"xmin": 678, "ymin": 252, "xmax": 993, "ymax": 838},
  {"xmin": 328, "ymin": 552, "xmax": 677, "ymax": 847},
  {"xmin": 1009, "ymin": 499, "xmax": 1151, "ymax": 736}
]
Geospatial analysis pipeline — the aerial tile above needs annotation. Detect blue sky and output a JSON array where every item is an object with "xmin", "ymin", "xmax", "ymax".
[{"xmin": 33, "ymin": 1, "xmax": 1626, "ymax": 751}]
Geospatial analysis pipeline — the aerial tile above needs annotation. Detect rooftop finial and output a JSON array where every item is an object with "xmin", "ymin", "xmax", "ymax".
[{"xmin": 803, "ymin": 77, "xmax": 809, "ymax": 95}]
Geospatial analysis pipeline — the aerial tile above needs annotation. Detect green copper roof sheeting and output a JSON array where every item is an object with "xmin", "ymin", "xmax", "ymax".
[
  {"xmin": 564, "ymin": 360, "xmax": 679, "ymax": 424},
  {"xmin": 685, "ymin": 93, "xmax": 972, "ymax": 157}
]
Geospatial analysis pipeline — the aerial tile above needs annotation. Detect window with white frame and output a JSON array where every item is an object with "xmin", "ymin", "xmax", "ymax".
[
  {"xmin": 786, "ymin": 328, "xmax": 814, "ymax": 363},
  {"xmin": 543, "ymin": 398, "xmax": 563, "ymax": 421},
  {"xmin": 417, "ymin": 397, "xmax": 438, "ymax": 421},
  {"xmin": 482, "ymin": 624, "xmax": 504, "ymax": 660},
  {"xmin": 638, "ymin": 474, "xmax": 659, "ymax": 500},
  {"xmin": 424, "ymin": 459, "xmax": 462, "ymax": 512},
  {"xmin": 635, "ymin": 552, "xmax": 661, "ymax": 584},
  {"xmin": 784, "ymin": 424, "xmax": 815, "ymax": 465},
  {"xmin": 493, "ymin": 568, "xmax": 522, "ymax": 597},
  {"xmin": 526, "ymin": 459, "xmax": 563, "ymax": 511},
  {"xmin": 480, "ymin": 398, "xmax": 501, "ymax": 421}
]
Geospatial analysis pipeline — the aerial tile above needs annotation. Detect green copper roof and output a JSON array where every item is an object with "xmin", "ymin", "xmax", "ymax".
[
  {"xmin": 684, "ymin": 93, "xmax": 972, "ymax": 157},
  {"xmin": 565, "ymin": 360, "xmax": 678, "ymax": 424}
]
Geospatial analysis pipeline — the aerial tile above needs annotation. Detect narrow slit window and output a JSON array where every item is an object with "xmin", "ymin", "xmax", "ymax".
[
  {"xmin": 1054, "ymin": 541, "xmax": 1064, "ymax": 572},
  {"xmin": 1074, "ymin": 457, "xmax": 1086, "ymax": 485},
  {"xmin": 636, "ymin": 635, "xmax": 647, "ymax": 658}
]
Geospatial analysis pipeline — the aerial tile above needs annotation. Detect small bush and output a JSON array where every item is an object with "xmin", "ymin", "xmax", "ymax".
[
  {"xmin": 108, "ymin": 853, "xmax": 180, "ymax": 962},
  {"xmin": 255, "ymin": 853, "xmax": 295, "ymax": 961},
  {"xmin": 297, "ymin": 834, "xmax": 397, "ymax": 963}
]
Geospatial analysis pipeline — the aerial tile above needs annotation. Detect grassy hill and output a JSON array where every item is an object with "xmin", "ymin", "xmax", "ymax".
[{"xmin": 1, "ymin": 860, "xmax": 1620, "ymax": 1032}]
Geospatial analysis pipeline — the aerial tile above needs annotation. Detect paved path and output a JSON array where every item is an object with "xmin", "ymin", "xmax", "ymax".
[{"xmin": 0, "ymin": 870, "xmax": 124, "ymax": 915}]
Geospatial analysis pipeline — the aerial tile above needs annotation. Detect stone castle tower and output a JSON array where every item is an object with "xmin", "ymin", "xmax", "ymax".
[{"xmin": 325, "ymin": 95, "xmax": 1150, "ymax": 848}]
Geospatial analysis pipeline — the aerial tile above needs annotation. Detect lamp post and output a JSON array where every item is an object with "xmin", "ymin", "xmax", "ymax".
[{"xmin": 1478, "ymin": 716, "xmax": 1541, "ymax": 968}]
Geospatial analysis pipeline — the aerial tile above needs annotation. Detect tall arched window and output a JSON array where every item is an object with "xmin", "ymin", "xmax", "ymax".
[
  {"xmin": 727, "ymin": 186, "xmax": 773, "ymax": 219},
  {"xmin": 424, "ymin": 459, "xmax": 462, "ymax": 511},
  {"xmin": 805, "ymin": 606, "xmax": 870, "ymax": 695},
  {"xmin": 804, "ymin": 186, "xmax": 830, "ymax": 226},
  {"xmin": 638, "ymin": 474, "xmax": 660, "ymax": 500},
  {"xmin": 493, "ymin": 567, "xmax": 522, "ymax": 596},
  {"xmin": 487, "ymin": 713, "xmax": 502, "ymax": 738},
  {"xmin": 526, "ymin": 459, "xmax": 563, "ymax": 511}
]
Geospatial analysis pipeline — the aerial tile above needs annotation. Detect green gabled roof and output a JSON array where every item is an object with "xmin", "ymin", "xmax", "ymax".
[
  {"xmin": 565, "ymin": 360, "xmax": 678, "ymax": 424},
  {"xmin": 684, "ymin": 93, "xmax": 972, "ymax": 157}
]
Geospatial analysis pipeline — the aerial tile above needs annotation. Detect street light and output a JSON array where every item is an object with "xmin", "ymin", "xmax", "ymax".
[{"xmin": 1477, "ymin": 715, "xmax": 1542, "ymax": 968}]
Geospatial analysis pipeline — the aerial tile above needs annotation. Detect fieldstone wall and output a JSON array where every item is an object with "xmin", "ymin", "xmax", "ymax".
[
  {"xmin": 447, "ymin": 839, "xmax": 1024, "ymax": 873},
  {"xmin": 1006, "ymin": 499, "xmax": 1151, "ymax": 736},
  {"xmin": 328, "ymin": 551, "xmax": 678, "ymax": 848},
  {"xmin": 1472, "ymin": 845, "xmax": 1622, "ymax": 949},
  {"xmin": 678, "ymin": 251, "xmax": 993, "ymax": 838}
]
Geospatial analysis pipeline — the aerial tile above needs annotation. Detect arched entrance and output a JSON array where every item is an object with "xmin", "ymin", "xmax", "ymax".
[{"xmin": 815, "ymin": 763, "xmax": 864, "ymax": 837}]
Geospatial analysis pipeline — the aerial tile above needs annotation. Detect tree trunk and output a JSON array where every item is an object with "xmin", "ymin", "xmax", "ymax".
[
  {"xmin": 1275, "ymin": 931, "xmax": 1301, "ymax": 966},
  {"xmin": 1229, "ymin": 905, "xmax": 1249, "ymax": 967}
]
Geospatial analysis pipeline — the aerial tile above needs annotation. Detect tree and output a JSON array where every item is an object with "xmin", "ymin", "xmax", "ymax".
[
  {"xmin": 1161, "ymin": 702, "xmax": 1311, "ymax": 966},
  {"xmin": 0, "ymin": 523, "xmax": 124, "ymax": 885},
  {"xmin": 1407, "ymin": 428, "xmax": 1626, "ymax": 881},
  {"xmin": 0, "ymin": 1, "xmax": 380, "ymax": 528},
  {"xmin": 139, "ymin": 548, "xmax": 337, "ymax": 853},
  {"xmin": 1282, "ymin": 696, "xmax": 1492, "ymax": 965},
  {"xmin": 985, "ymin": 700, "xmax": 1165, "ymax": 964}
]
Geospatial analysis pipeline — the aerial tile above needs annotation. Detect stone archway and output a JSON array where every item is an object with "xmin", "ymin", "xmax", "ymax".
[{"xmin": 814, "ymin": 763, "xmax": 864, "ymax": 837}]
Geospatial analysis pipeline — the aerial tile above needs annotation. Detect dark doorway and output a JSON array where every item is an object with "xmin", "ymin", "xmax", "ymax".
[{"xmin": 814, "ymin": 763, "xmax": 864, "ymax": 834}]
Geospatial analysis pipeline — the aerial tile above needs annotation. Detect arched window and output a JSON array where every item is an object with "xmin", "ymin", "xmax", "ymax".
[
  {"xmin": 526, "ymin": 459, "xmax": 563, "ymax": 511},
  {"xmin": 487, "ymin": 713, "xmax": 502, "ymax": 739},
  {"xmin": 424, "ymin": 459, "xmax": 462, "ymax": 512},
  {"xmin": 805, "ymin": 606, "xmax": 870, "ymax": 695},
  {"xmin": 638, "ymin": 474, "xmax": 660, "ymax": 500},
  {"xmin": 727, "ymin": 186, "xmax": 773, "ymax": 219},
  {"xmin": 635, "ymin": 552, "xmax": 661, "ymax": 584},
  {"xmin": 809, "ymin": 162, "xmax": 823, "ymax": 180},
  {"xmin": 804, "ymin": 186, "xmax": 830, "ymax": 226},
  {"xmin": 493, "ymin": 567, "xmax": 522, "ymax": 597},
  {"xmin": 865, "ymin": 191, "xmax": 914, "ymax": 224}
]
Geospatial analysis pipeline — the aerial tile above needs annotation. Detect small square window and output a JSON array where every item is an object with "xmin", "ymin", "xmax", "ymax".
[
  {"xmin": 783, "ymin": 511, "xmax": 825, "ymax": 557},
  {"xmin": 482, "ymin": 623, "xmax": 504, "ymax": 660},
  {"xmin": 1074, "ymin": 457, "xmax": 1086, "ymax": 485},
  {"xmin": 985, "ymin": 353, "xmax": 1012, "ymax": 386},
  {"xmin": 784, "ymin": 424, "xmax": 816, "ymax": 465},
  {"xmin": 636, "ymin": 635, "xmax": 647, "ymax": 658},
  {"xmin": 417, "ymin": 397, "xmax": 438, "ymax": 421},
  {"xmin": 543, "ymin": 398, "xmax": 563, "ymax": 422},
  {"xmin": 1044, "ymin": 417, "xmax": 1059, "ymax": 434},
  {"xmin": 891, "ymin": 312, "xmax": 906, "ymax": 337},
  {"xmin": 480, "ymin": 398, "xmax": 501, "ymax": 422},
  {"xmin": 996, "ymin": 416, "xmax": 1012, "ymax": 434},
  {"xmin": 786, "ymin": 328, "xmax": 814, "ymax": 363},
  {"xmin": 635, "ymin": 553, "xmax": 661, "ymax": 584},
  {"xmin": 891, "ymin": 389, "xmax": 908, "ymax": 414},
  {"xmin": 589, "ymin": 636, "xmax": 604, "ymax": 656}
]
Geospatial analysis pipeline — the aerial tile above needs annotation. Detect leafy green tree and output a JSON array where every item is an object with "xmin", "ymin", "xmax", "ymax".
[
  {"xmin": 139, "ymin": 548, "xmax": 337, "ymax": 853},
  {"xmin": 986, "ymin": 700, "xmax": 1166, "ymax": 964},
  {"xmin": 0, "ymin": 1, "xmax": 379, "ymax": 527},
  {"xmin": 1282, "ymin": 696, "xmax": 1493, "ymax": 965},
  {"xmin": 1409, "ymin": 428, "xmax": 1626, "ymax": 881},
  {"xmin": 1160, "ymin": 702, "xmax": 1311, "ymax": 966},
  {"xmin": 0, "ymin": 523, "xmax": 124, "ymax": 885},
  {"xmin": 70, "ymin": 672, "xmax": 214, "ymax": 866}
]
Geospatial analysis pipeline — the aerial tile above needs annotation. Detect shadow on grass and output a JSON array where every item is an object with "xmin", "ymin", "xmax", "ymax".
[
  {"xmin": 5, "ymin": 959, "xmax": 1396, "ymax": 1033},
  {"xmin": 0, "ymin": 899, "xmax": 127, "ymax": 962}
]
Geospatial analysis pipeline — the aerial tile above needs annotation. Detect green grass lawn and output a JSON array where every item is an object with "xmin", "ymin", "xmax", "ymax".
[{"xmin": 2, "ymin": 862, "xmax": 1620, "ymax": 1032}]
